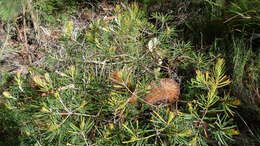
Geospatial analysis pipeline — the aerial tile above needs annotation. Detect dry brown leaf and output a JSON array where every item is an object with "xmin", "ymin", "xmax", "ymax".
[
  {"xmin": 110, "ymin": 70, "xmax": 124, "ymax": 85},
  {"xmin": 110, "ymin": 69, "xmax": 134, "ymax": 92},
  {"xmin": 129, "ymin": 94, "xmax": 137, "ymax": 104},
  {"xmin": 103, "ymin": 16, "xmax": 116, "ymax": 21}
]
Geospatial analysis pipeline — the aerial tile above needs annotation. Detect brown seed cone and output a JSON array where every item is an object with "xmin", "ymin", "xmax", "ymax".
[{"xmin": 145, "ymin": 78, "xmax": 180, "ymax": 105}]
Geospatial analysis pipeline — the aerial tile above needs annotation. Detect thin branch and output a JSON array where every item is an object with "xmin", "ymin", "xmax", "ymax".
[
  {"xmin": 56, "ymin": 112, "xmax": 97, "ymax": 117},
  {"xmin": 81, "ymin": 131, "xmax": 88, "ymax": 145},
  {"xmin": 22, "ymin": 2, "xmax": 32, "ymax": 63},
  {"xmin": 58, "ymin": 96, "xmax": 70, "ymax": 112},
  {"xmin": 27, "ymin": 0, "xmax": 39, "ymax": 40}
]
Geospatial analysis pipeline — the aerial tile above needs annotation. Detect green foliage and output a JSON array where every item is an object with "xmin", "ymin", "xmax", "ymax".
[
  {"xmin": 1, "ymin": 1, "xmax": 258, "ymax": 145},
  {"xmin": 1, "ymin": 66, "xmax": 103, "ymax": 144},
  {"xmin": 0, "ymin": 0, "xmax": 25, "ymax": 21},
  {"xmin": 202, "ymin": 0, "xmax": 260, "ymax": 33},
  {"xmin": 231, "ymin": 37, "xmax": 260, "ymax": 113},
  {"xmin": 0, "ymin": 107, "xmax": 21, "ymax": 145},
  {"xmin": 232, "ymin": 39, "xmax": 250, "ymax": 92},
  {"xmin": 225, "ymin": 0, "xmax": 260, "ymax": 31},
  {"xmin": 1, "ymin": 57, "xmax": 238, "ymax": 145},
  {"xmin": 113, "ymin": 59, "xmax": 238, "ymax": 145},
  {"xmin": 35, "ymin": 0, "xmax": 79, "ymax": 24}
]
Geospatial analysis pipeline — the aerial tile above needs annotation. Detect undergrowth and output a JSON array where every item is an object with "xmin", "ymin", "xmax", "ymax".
[{"xmin": 0, "ymin": 0, "xmax": 259, "ymax": 145}]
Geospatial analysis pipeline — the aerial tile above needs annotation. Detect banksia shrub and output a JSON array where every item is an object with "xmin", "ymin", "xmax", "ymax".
[{"xmin": 0, "ymin": 1, "xmax": 248, "ymax": 145}]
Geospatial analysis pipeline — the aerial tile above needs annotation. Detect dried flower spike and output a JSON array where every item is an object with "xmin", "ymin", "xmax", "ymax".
[{"xmin": 145, "ymin": 78, "xmax": 180, "ymax": 105}]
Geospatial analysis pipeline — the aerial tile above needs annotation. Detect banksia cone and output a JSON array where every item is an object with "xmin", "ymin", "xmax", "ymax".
[{"xmin": 145, "ymin": 78, "xmax": 180, "ymax": 105}]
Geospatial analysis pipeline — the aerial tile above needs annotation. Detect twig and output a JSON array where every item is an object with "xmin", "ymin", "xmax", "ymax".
[
  {"xmin": 22, "ymin": 3, "xmax": 32, "ymax": 63},
  {"xmin": 56, "ymin": 112, "xmax": 97, "ymax": 118},
  {"xmin": 235, "ymin": 110, "xmax": 255, "ymax": 137},
  {"xmin": 58, "ymin": 95, "xmax": 70, "ymax": 112},
  {"xmin": 81, "ymin": 131, "xmax": 88, "ymax": 145},
  {"xmin": 27, "ymin": 0, "xmax": 39, "ymax": 40},
  {"xmin": 224, "ymin": 15, "xmax": 239, "ymax": 24}
]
